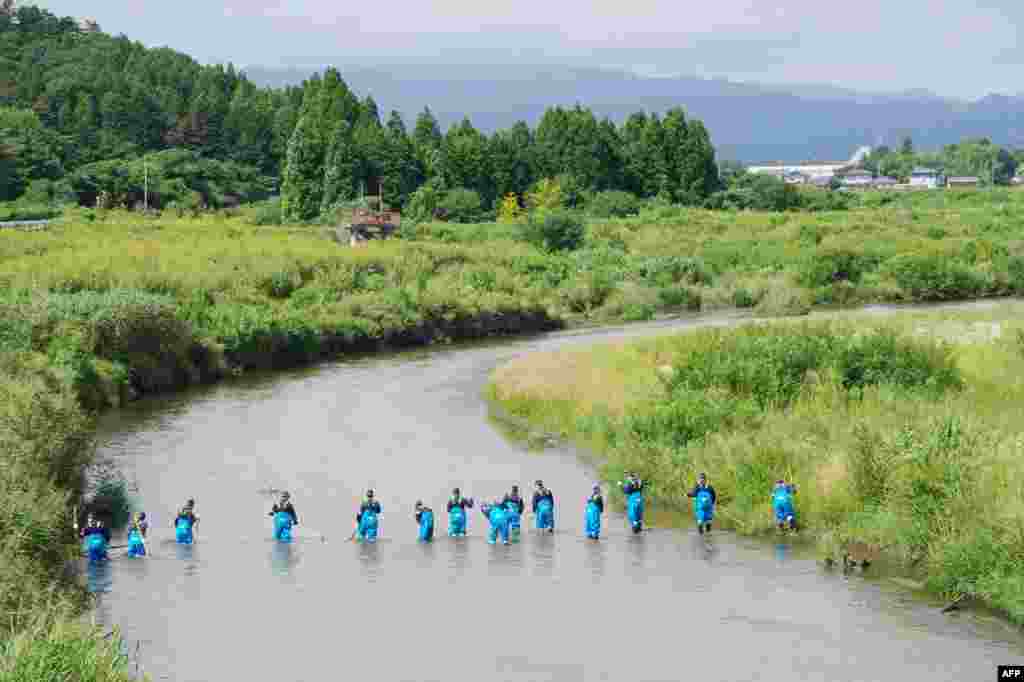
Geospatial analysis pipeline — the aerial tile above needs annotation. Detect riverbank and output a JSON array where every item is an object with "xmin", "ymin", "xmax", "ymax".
[
  {"xmin": 2, "ymin": 199, "xmax": 1024, "ymax": 675},
  {"xmin": 487, "ymin": 301, "xmax": 1024, "ymax": 625}
]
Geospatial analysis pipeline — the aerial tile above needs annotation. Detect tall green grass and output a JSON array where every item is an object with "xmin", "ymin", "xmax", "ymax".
[{"xmin": 489, "ymin": 305, "xmax": 1024, "ymax": 624}]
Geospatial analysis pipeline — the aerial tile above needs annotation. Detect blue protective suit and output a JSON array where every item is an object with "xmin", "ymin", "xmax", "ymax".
[
  {"xmin": 175, "ymin": 516, "xmax": 194, "ymax": 544},
  {"xmin": 772, "ymin": 485, "xmax": 796, "ymax": 526},
  {"xmin": 448, "ymin": 504, "xmax": 468, "ymax": 537},
  {"xmin": 357, "ymin": 502, "xmax": 381, "ymax": 543},
  {"xmin": 84, "ymin": 530, "xmax": 109, "ymax": 562},
  {"xmin": 484, "ymin": 504, "xmax": 509, "ymax": 545},
  {"xmin": 127, "ymin": 528, "xmax": 146, "ymax": 557},
  {"xmin": 273, "ymin": 511, "xmax": 294, "ymax": 542},
  {"xmin": 504, "ymin": 500, "xmax": 522, "ymax": 543},
  {"xmin": 585, "ymin": 499, "xmax": 602, "ymax": 539},
  {"xmin": 694, "ymin": 489, "xmax": 714, "ymax": 525},
  {"xmin": 535, "ymin": 497, "xmax": 554, "ymax": 531},
  {"xmin": 417, "ymin": 509, "xmax": 435, "ymax": 542},
  {"xmin": 623, "ymin": 479, "xmax": 645, "ymax": 533}
]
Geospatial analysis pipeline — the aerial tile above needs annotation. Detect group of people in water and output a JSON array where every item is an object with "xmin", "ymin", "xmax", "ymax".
[{"xmin": 78, "ymin": 473, "xmax": 800, "ymax": 560}]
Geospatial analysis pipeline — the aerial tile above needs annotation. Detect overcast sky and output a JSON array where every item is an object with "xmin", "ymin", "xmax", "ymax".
[{"xmin": 33, "ymin": 0, "xmax": 1023, "ymax": 99}]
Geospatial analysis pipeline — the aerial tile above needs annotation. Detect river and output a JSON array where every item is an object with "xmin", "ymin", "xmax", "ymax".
[{"xmin": 92, "ymin": 304, "xmax": 1024, "ymax": 682}]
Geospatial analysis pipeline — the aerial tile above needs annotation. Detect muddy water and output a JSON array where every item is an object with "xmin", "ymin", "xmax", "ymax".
[{"xmin": 93, "ymin": 304, "xmax": 1023, "ymax": 682}]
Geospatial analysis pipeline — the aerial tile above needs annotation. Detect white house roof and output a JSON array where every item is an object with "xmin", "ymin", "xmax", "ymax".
[
  {"xmin": 911, "ymin": 167, "xmax": 939, "ymax": 175},
  {"xmin": 947, "ymin": 176, "xmax": 980, "ymax": 183}
]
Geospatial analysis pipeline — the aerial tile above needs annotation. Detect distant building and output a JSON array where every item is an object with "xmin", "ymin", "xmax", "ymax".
[
  {"xmin": 783, "ymin": 171, "xmax": 809, "ymax": 185},
  {"xmin": 840, "ymin": 169, "xmax": 874, "ymax": 189},
  {"xmin": 747, "ymin": 145, "xmax": 872, "ymax": 184},
  {"xmin": 77, "ymin": 17, "xmax": 100, "ymax": 33},
  {"xmin": 947, "ymin": 176, "xmax": 980, "ymax": 188},
  {"xmin": 909, "ymin": 167, "xmax": 943, "ymax": 189}
]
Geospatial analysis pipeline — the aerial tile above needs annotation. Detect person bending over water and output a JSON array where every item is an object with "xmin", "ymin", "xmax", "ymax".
[
  {"xmin": 686, "ymin": 474, "xmax": 716, "ymax": 535},
  {"xmin": 481, "ymin": 500, "xmax": 510, "ymax": 545},
  {"xmin": 532, "ymin": 480, "xmax": 555, "ymax": 533},
  {"xmin": 772, "ymin": 480, "xmax": 798, "ymax": 532}
]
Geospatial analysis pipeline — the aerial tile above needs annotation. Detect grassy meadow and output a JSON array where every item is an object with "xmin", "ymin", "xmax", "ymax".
[
  {"xmin": 2, "ymin": 188, "xmax": 1024, "ymax": 674},
  {"xmin": 488, "ymin": 301, "xmax": 1024, "ymax": 623}
]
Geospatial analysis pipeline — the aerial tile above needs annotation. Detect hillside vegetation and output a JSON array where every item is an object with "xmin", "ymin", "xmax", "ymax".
[{"xmin": 488, "ymin": 303, "xmax": 1024, "ymax": 624}]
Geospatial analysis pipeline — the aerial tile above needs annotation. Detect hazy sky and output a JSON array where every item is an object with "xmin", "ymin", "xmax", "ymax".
[{"xmin": 33, "ymin": 0, "xmax": 1024, "ymax": 99}]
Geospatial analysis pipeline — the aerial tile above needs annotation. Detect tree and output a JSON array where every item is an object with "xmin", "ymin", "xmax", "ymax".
[
  {"xmin": 900, "ymin": 136, "xmax": 914, "ymax": 156},
  {"xmin": 320, "ymin": 122, "xmax": 358, "ymax": 212},
  {"xmin": 280, "ymin": 107, "xmax": 323, "ymax": 221}
]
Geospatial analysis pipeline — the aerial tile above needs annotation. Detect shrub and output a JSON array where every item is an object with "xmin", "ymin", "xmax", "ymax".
[
  {"xmin": 657, "ymin": 286, "xmax": 702, "ymax": 311},
  {"xmin": 521, "ymin": 210, "xmax": 585, "ymax": 252},
  {"xmin": 438, "ymin": 188, "xmax": 483, "ymax": 223},
  {"xmin": 587, "ymin": 190, "xmax": 641, "ymax": 218},
  {"xmin": 884, "ymin": 254, "xmax": 987, "ymax": 300},
  {"xmin": 799, "ymin": 248, "xmax": 881, "ymax": 287},
  {"xmin": 251, "ymin": 198, "xmax": 283, "ymax": 226}
]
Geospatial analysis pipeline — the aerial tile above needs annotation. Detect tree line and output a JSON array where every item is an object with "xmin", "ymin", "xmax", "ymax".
[
  {"xmin": 862, "ymin": 136, "xmax": 1020, "ymax": 184},
  {"xmin": 0, "ymin": 4, "xmax": 720, "ymax": 216}
]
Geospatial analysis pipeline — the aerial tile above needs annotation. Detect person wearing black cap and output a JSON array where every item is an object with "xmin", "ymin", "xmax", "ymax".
[
  {"xmin": 174, "ymin": 499, "xmax": 199, "ymax": 543},
  {"xmin": 686, "ymin": 473, "xmax": 716, "ymax": 535},
  {"xmin": 269, "ymin": 491, "xmax": 299, "ymax": 541},
  {"xmin": 532, "ymin": 480, "xmax": 555, "ymax": 533},
  {"xmin": 355, "ymin": 489, "xmax": 382, "ymax": 542},
  {"xmin": 269, "ymin": 491, "xmax": 299, "ymax": 526},
  {"xmin": 446, "ymin": 487, "xmax": 474, "ymax": 537}
]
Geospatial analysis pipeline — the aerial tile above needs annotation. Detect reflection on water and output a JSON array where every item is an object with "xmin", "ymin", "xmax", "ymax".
[
  {"xmin": 85, "ymin": 560, "xmax": 113, "ymax": 594},
  {"xmin": 582, "ymin": 536, "xmax": 606, "ymax": 581},
  {"xmin": 270, "ymin": 541, "xmax": 298, "ymax": 579},
  {"xmin": 357, "ymin": 541, "xmax": 381, "ymax": 582},
  {"xmin": 776, "ymin": 542, "xmax": 789, "ymax": 563}
]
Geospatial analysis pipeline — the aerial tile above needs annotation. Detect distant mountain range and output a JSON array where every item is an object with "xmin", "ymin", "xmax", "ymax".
[{"xmin": 244, "ymin": 63, "xmax": 1024, "ymax": 164}]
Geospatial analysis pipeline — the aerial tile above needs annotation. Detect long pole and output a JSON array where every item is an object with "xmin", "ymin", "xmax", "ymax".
[{"xmin": 144, "ymin": 158, "xmax": 149, "ymax": 213}]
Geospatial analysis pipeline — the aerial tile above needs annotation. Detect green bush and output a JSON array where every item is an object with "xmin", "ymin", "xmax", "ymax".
[
  {"xmin": 799, "ymin": 248, "xmax": 881, "ymax": 287},
  {"xmin": 884, "ymin": 254, "xmax": 987, "ymax": 300},
  {"xmin": 657, "ymin": 286, "xmax": 702, "ymax": 311},
  {"xmin": 438, "ymin": 188, "xmax": 483, "ymax": 223},
  {"xmin": 521, "ymin": 210, "xmax": 585, "ymax": 252},
  {"xmin": 251, "ymin": 198, "xmax": 283, "ymax": 226},
  {"xmin": 587, "ymin": 190, "xmax": 642, "ymax": 218}
]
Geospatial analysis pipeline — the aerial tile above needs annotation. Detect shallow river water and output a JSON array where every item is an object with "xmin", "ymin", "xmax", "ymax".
[{"xmin": 92, "ymin": 305, "xmax": 1024, "ymax": 682}]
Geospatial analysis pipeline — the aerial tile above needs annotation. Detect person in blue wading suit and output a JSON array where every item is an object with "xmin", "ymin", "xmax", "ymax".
[
  {"xmin": 447, "ymin": 488, "xmax": 474, "ymax": 537},
  {"xmin": 686, "ymin": 473, "xmax": 717, "ymax": 535},
  {"xmin": 127, "ymin": 512, "xmax": 148, "ymax": 557},
  {"xmin": 481, "ymin": 500, "xmax": 510, "ymax": 545},
  {"xmin": 78, "ymin": 515, "xmax": 111, "ymax": 562},
  {"xmin": 269, "ymin": 491, "xmax": 299, "ymax": 542},
  {"xmin": 356, "ymin": 490, "xmax": 382, "ymax": 542},
  {"xmin": 532, "ymin": 480, "xmax": 555, "ymax": 533},
  {"xmin": 414, "ymin": 501, "xmax": 434, "ymax": 542},
  {"xmin": 502, "ymin": 485, "xmax": 525, "ymax": 543},
  {"xmin": 621, "ymin": 473, "xmax": 645, "ymax": 534},
  {"xmin": 585, "ymin": 485, "xmax": 604, "ymax": 540},
  {"xmin": 174, "ymin": 499, "xmax": 199, "ymax": 544},
  {"xmin": 772, "ymin": 480, "xmax": 798, "ymax": 532}
]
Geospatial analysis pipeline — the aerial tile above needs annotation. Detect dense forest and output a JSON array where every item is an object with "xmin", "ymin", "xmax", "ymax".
[{"xmin": 0, "ymin": 3, "xmax": 718, "ymax": 217}]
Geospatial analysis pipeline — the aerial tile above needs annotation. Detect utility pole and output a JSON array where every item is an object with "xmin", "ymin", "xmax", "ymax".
[{"xmin": 143, "ymin": 157, "xmax": 149, "ymax": 213}]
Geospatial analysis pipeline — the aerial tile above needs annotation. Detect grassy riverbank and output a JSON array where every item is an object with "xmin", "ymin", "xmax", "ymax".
[
  {"xmin": 2, "ymin": 192, "xmax": 1024, "ymax": 674},
  {"xmin": 488, "ymin": 302, "xmax": 1024, "ymax": 624}
]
